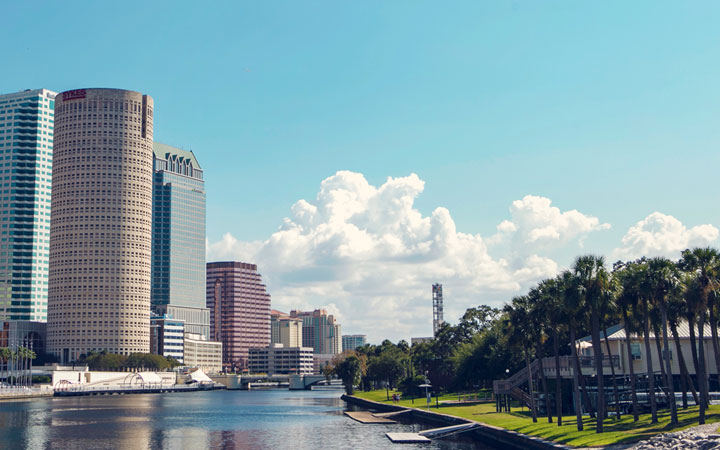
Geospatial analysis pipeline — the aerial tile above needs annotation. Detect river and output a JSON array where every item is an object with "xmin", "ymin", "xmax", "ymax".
[{"xmin": 0, "ymin": 389, "xmax": 501, "ymax": 449}]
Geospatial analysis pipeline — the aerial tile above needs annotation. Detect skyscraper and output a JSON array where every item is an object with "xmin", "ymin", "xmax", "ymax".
[
  {"xmin": 0, "ymin": 89, "xmax": 56, "ymax": 322},
  {"xmin": 290, "ymin": 309, "xmax": 342, "ymax": 355},
  {"xmin": 206, "ymin": 261, "xmax": 271, "ymax": 371},
  {"xmin": 151, "ymin": 142, "xmax": 209, "ymax": 338},
  {"xmin": 270, "ymin": 309, "xmax": 302, "ymax": 348},
  {"xmin": 342, "ymin": 334, "xmax": 366, "ymax": 351},
  {"xmin": 47, "ymin": 88, "xmax": 154, "ymax": 363}
]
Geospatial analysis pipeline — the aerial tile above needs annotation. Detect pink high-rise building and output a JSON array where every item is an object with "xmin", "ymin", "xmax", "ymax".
[{"xmin": 206, "ymin": 262, "xmax": 271, "ymax": 372}]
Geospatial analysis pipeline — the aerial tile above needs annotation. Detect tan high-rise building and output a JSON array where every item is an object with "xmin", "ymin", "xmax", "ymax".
[
  {"xmin": 47, "ymin": 88, "xmax": 154, "ymax": 363},
  {"xmin": 270, "ymin": 310, "xmax": 302, "ymax": 348}
]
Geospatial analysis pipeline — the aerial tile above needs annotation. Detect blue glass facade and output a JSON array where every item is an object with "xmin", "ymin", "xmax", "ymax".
[
  {"xmin": 151, "ymin": 143, "xmax": 206, "ymax": 313},
  {"xmin": 0, "ymin": 89, "xmax": 55, "ymax": 321}
]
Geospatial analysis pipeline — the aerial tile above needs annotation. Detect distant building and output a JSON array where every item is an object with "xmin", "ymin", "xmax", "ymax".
[
  {"xmin": 163, "ymin": 305, "xmax": 210, "ymax": 340},
  {"xmin": 150, "ymin": 316, "xmax": 185, "ymax": 363},
  {"xmin": 411, "ymin": 337, "xmax": 433, "ymax": 346},
  {"xmin": 0, "ymin": 89, "xmax": 56, "ymax": 321},
  {"xmin": 271, "ymin": 310, "xmax": 302, "ymax": 348},
  {"xmin": 290, "ymin": 309, "xmax": 342, "ymax": 355},
  {"xmin": 312, "ymin": 354, "xmax": 336, "ymax": 375},
  {"xmin": 206, "ymin": 262, "xmax": 271, "ymax": 371},
  {"xmin": 151, "ymin": 142, "xmax": 210, "ymax": 336},
  {"xmin": 342, "ymin": 334, "xmax": 366, "ymax": 351},
  {"xmin": 183, "ymin": 332, "xmax": 222, "ymax": 373},
  {"xmin": 248, "ymin": 344, "xmax": 313, "ymax": 375},
  {"xmin": 432, "ymin": 283, "xmax": 444, "ymax": 336},
  {"xmin": 0, "ymin": 321, "xmax": 46, "ymax": 354}
]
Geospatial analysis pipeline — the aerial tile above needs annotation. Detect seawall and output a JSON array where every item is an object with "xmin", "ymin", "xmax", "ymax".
[{"xmin": 341, "ymin": 394, "xmax": 570, "ymax": 450}]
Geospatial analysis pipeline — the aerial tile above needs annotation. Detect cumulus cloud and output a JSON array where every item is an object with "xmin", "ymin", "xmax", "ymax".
[
  {"xmin": 207, "ymin": 172, "xmax": 613, "ymax": 342},
  {"xmin": 612, "ymin": 212, "xmax": 719, "ymax": 260}
]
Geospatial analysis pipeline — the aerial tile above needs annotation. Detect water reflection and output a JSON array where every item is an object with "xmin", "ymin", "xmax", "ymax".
[{"xmin": 0, "ymin": 390, "xmax": 496, "ymax": 449}]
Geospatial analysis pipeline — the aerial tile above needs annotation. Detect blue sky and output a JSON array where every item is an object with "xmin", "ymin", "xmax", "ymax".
[{"xmin": 4, "ymin": 1, "xmax": 720, "ymax": 341}]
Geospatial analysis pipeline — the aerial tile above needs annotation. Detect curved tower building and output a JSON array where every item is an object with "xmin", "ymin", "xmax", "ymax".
[{"xmin": 47, "ymin": 88, "xmax": 154, "ymax": 363}]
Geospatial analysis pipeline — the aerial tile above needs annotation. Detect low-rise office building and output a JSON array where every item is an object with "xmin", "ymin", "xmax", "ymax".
[
  {"xmin": 248, "ymin": 344, "xmax": 313, "ymax": 375},
  {"xmin": 150, "ymin": 316, "xmax": 185, "ymax": 363},
  {"xmin": 183, "ymin": 333, "xmax": 222, "ymax": 373}
]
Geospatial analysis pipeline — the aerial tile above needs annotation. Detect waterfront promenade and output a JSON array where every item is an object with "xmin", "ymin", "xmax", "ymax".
[{"xmin": 351, "ymin": 390, "xmax": 720, "ymax": 448}]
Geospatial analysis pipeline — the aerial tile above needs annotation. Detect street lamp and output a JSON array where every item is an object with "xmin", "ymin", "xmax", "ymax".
[{"xmin": 419, "ymin": 383, "xmax": 432, "ymax": 410}]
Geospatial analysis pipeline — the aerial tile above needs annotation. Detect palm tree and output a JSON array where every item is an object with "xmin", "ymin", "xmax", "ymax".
[
  {"xmin": 25, "ymin": 349, "xmax": 36, "ymax": 387},
  {"xmin": 666, "ymin": 279, "xmax": 699, "ymax": 409},
  {"xmin": 529, "ymin": 285, "xmax": 552, "ymax": 423},
  {"xmin": 599, "ymin": 288, "xmax": 621, "ymax": 419},
  {"xmin": 615, "ymin": 261, "xmax": 641, "ymax": 422},
  {"xmin": 636, "ymin": 260, "xmax": 659, "ymax": 424},
  {"xmin": 544, "ymin": 277, "xmax": 566, "ymax": 426},
  {"xmin": 646, "ymin": 257, "xmax": 679, "ymax": 425},
  {"xmin": 0, "ymin": 348, "xmax": 10, "ymax": 387},
  {"xmin": 707, "ymin": 290, "xmax": 720, "ymax": 391},
  {"xmin": 679, "ymin": 247, "xmax": 720, "ymax": 424},
  {"xmin": 505, "ymin": 296, "xmax": 537, "ymax": 423},
  {"xmin": 559, "ymin": 270, "xmax": 586, "ymax": 431},
  {"xmin": 574, "ymin": 255, "xmax": 611, "ymax": 433}
]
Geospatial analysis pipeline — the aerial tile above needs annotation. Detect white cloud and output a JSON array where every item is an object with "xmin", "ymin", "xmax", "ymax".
[
  {"xmin": 612, "ymin": 212, "xmax": 719, "ymax": 261},
  {"xmin": 208, "ymin": 171, "xmax": 613, "ymax": 343}
]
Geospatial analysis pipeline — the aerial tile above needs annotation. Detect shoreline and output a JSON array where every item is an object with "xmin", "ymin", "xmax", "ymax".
[{"xmin": 342, "ymin": 393, "xmax": 570, "ymax": 450}]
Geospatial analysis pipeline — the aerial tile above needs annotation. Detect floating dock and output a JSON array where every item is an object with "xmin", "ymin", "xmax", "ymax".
[
  {"xmin": 344, "ymin": 411, "xmax": 398, "ymax": 424},
  {"xmin": 386, "ymin": 433, "xmax": 432, "ymax": 443},
  {"xmin": 385, "ymin": 422, "xmax": 480, "ymax": 443}
]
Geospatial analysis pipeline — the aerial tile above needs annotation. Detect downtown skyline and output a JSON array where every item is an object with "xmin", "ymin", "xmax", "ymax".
[{"xmin": 3, "ymin": 1, "xmax": 720, "ymax": 342}]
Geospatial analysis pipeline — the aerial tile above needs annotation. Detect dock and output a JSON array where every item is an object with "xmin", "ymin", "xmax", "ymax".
[
  {"xmin": 373, "ymin": 409, "xmax": 411, "ymax": 418},
  {"xmin": 386, "ymin": 433, "xmax": 432, "ymax": 443},
  {"xmin": 344, "ymin": 411, "xmax": 398, "ymax": 424},
  {"xmin": 385, "ymin": 422, "xmax": 480, "ymax": 443}
]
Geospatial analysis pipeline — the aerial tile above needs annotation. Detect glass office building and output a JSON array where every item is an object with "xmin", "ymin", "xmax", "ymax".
[
  {"xmin": 151, "ymin": 143, "xmax": 208, "ymax": 325},
  {"xmin": 0, "ymin": 89, "xmax": 56, "ymax": 321}
]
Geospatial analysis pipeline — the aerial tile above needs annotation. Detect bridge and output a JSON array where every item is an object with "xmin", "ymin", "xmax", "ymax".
[
  {"xmin": 208, "ymin": 374, "xmax": 328, "ymax": 390},
  {"xmin": 289, "ymin": 374, "xmax": 328, "ymax": 390}
]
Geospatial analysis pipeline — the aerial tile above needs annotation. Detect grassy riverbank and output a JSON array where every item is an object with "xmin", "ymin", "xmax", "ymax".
[{"xmin": 353, "ymin": 390, "xmax": 720, "ymax": 447}]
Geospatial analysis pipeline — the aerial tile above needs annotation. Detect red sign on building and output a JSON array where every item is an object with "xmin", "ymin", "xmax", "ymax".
[{"xmin": 62, "ymin": 89, "xmax": 86, "ymax": 101}]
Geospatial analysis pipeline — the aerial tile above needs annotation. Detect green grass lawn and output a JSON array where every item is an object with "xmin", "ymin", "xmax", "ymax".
[{"xmin": 353, "ymin": 390, "xmax": 720, "ymax": 447}]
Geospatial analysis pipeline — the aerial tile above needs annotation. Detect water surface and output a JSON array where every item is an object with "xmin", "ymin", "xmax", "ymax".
[{"xmin": 0, "ymin": 389, "xmax": 498, "ymax": 449}]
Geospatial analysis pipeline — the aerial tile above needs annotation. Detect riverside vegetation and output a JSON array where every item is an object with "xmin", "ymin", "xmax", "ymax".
[{"xmin": 329, "ymin": 247, "xmax": 720, "ymax": 446}]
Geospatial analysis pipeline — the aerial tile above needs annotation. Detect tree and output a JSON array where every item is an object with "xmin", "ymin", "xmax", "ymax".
[
  {"xmin": 0, "ymin": 348, "xmax": 10, "ymax": 387},
  {"xmin": 505, "ymin": 296, "xmax": 537, "ymax": 423},
  {"xmin": 646, "ymin": 257, "xmax": 679, "ymax": 425},
  {"xmin": 559, "ymin": 270, "xmax": 586, "ymax": 431},
  {"xmin": 679, "ymin": 247, "xmax": 720, "ymax": 424},
  {"xmin": 528, "ymin": 285, "xmax": 552, "ymax": 423},
  {"xmin": 615, "ymin": 261, "xmax": 642, "ymax": 422},
  {"xmin": 335, "ymin": 355, "xmax": 362, "ymax": 395},
  {"xmin": 574, "ymin": 255, "xmax": 611, "ymax": 433}
]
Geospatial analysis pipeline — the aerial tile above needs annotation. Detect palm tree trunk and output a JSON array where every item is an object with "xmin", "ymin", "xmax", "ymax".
[
  {"xmin": 601, "ymin": 317, "xmax": 621, "ymax": 419},
  {"xmin": 643, "ymin": 300, "xmax": 658, "ymax": 423},
  {"xmin": 569, "ymin": 325, "xmax": 584, "ymax": 431},
  {"xmin": 698, "ymin": 310, "xmax": 708, "ymax": 424},
  {"xmin": 621, "ymin": 308, "xmax": 639, "ymax": 422},
  {"xmin": 660, "ymin": 304, "xmax": 678, "ymax": 425},
  {"xmin": 574, "ymin": 348, "xmax": 596, "ymax": 419},
  {"xmin": 671, "ymin": 321, "xmax": 699, "ymax": 407},
  {"xmin": 591, "ymin": 308, "xmax": 605, "ymax": 432},
  {"xmin": 525, "ymin": 349, "xmax": 537, "ymax": 423},
  {"xmin": 689, "ymin": 316, "xmax": 701, "ymax": 380},
  {"xmin": 653, "ymin": 328, "xmax": 670, "ymax": 398},
  {"xmin": 708, "ymin": 299, "xmax": 720, "ymax": 393},
  {"xmin": 536, "ymin": 336, "xmax": 552, "ymax": 423},
  {"xmin": 553, "ymin": 330, "xmax": 563, "ymax": 427}
]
